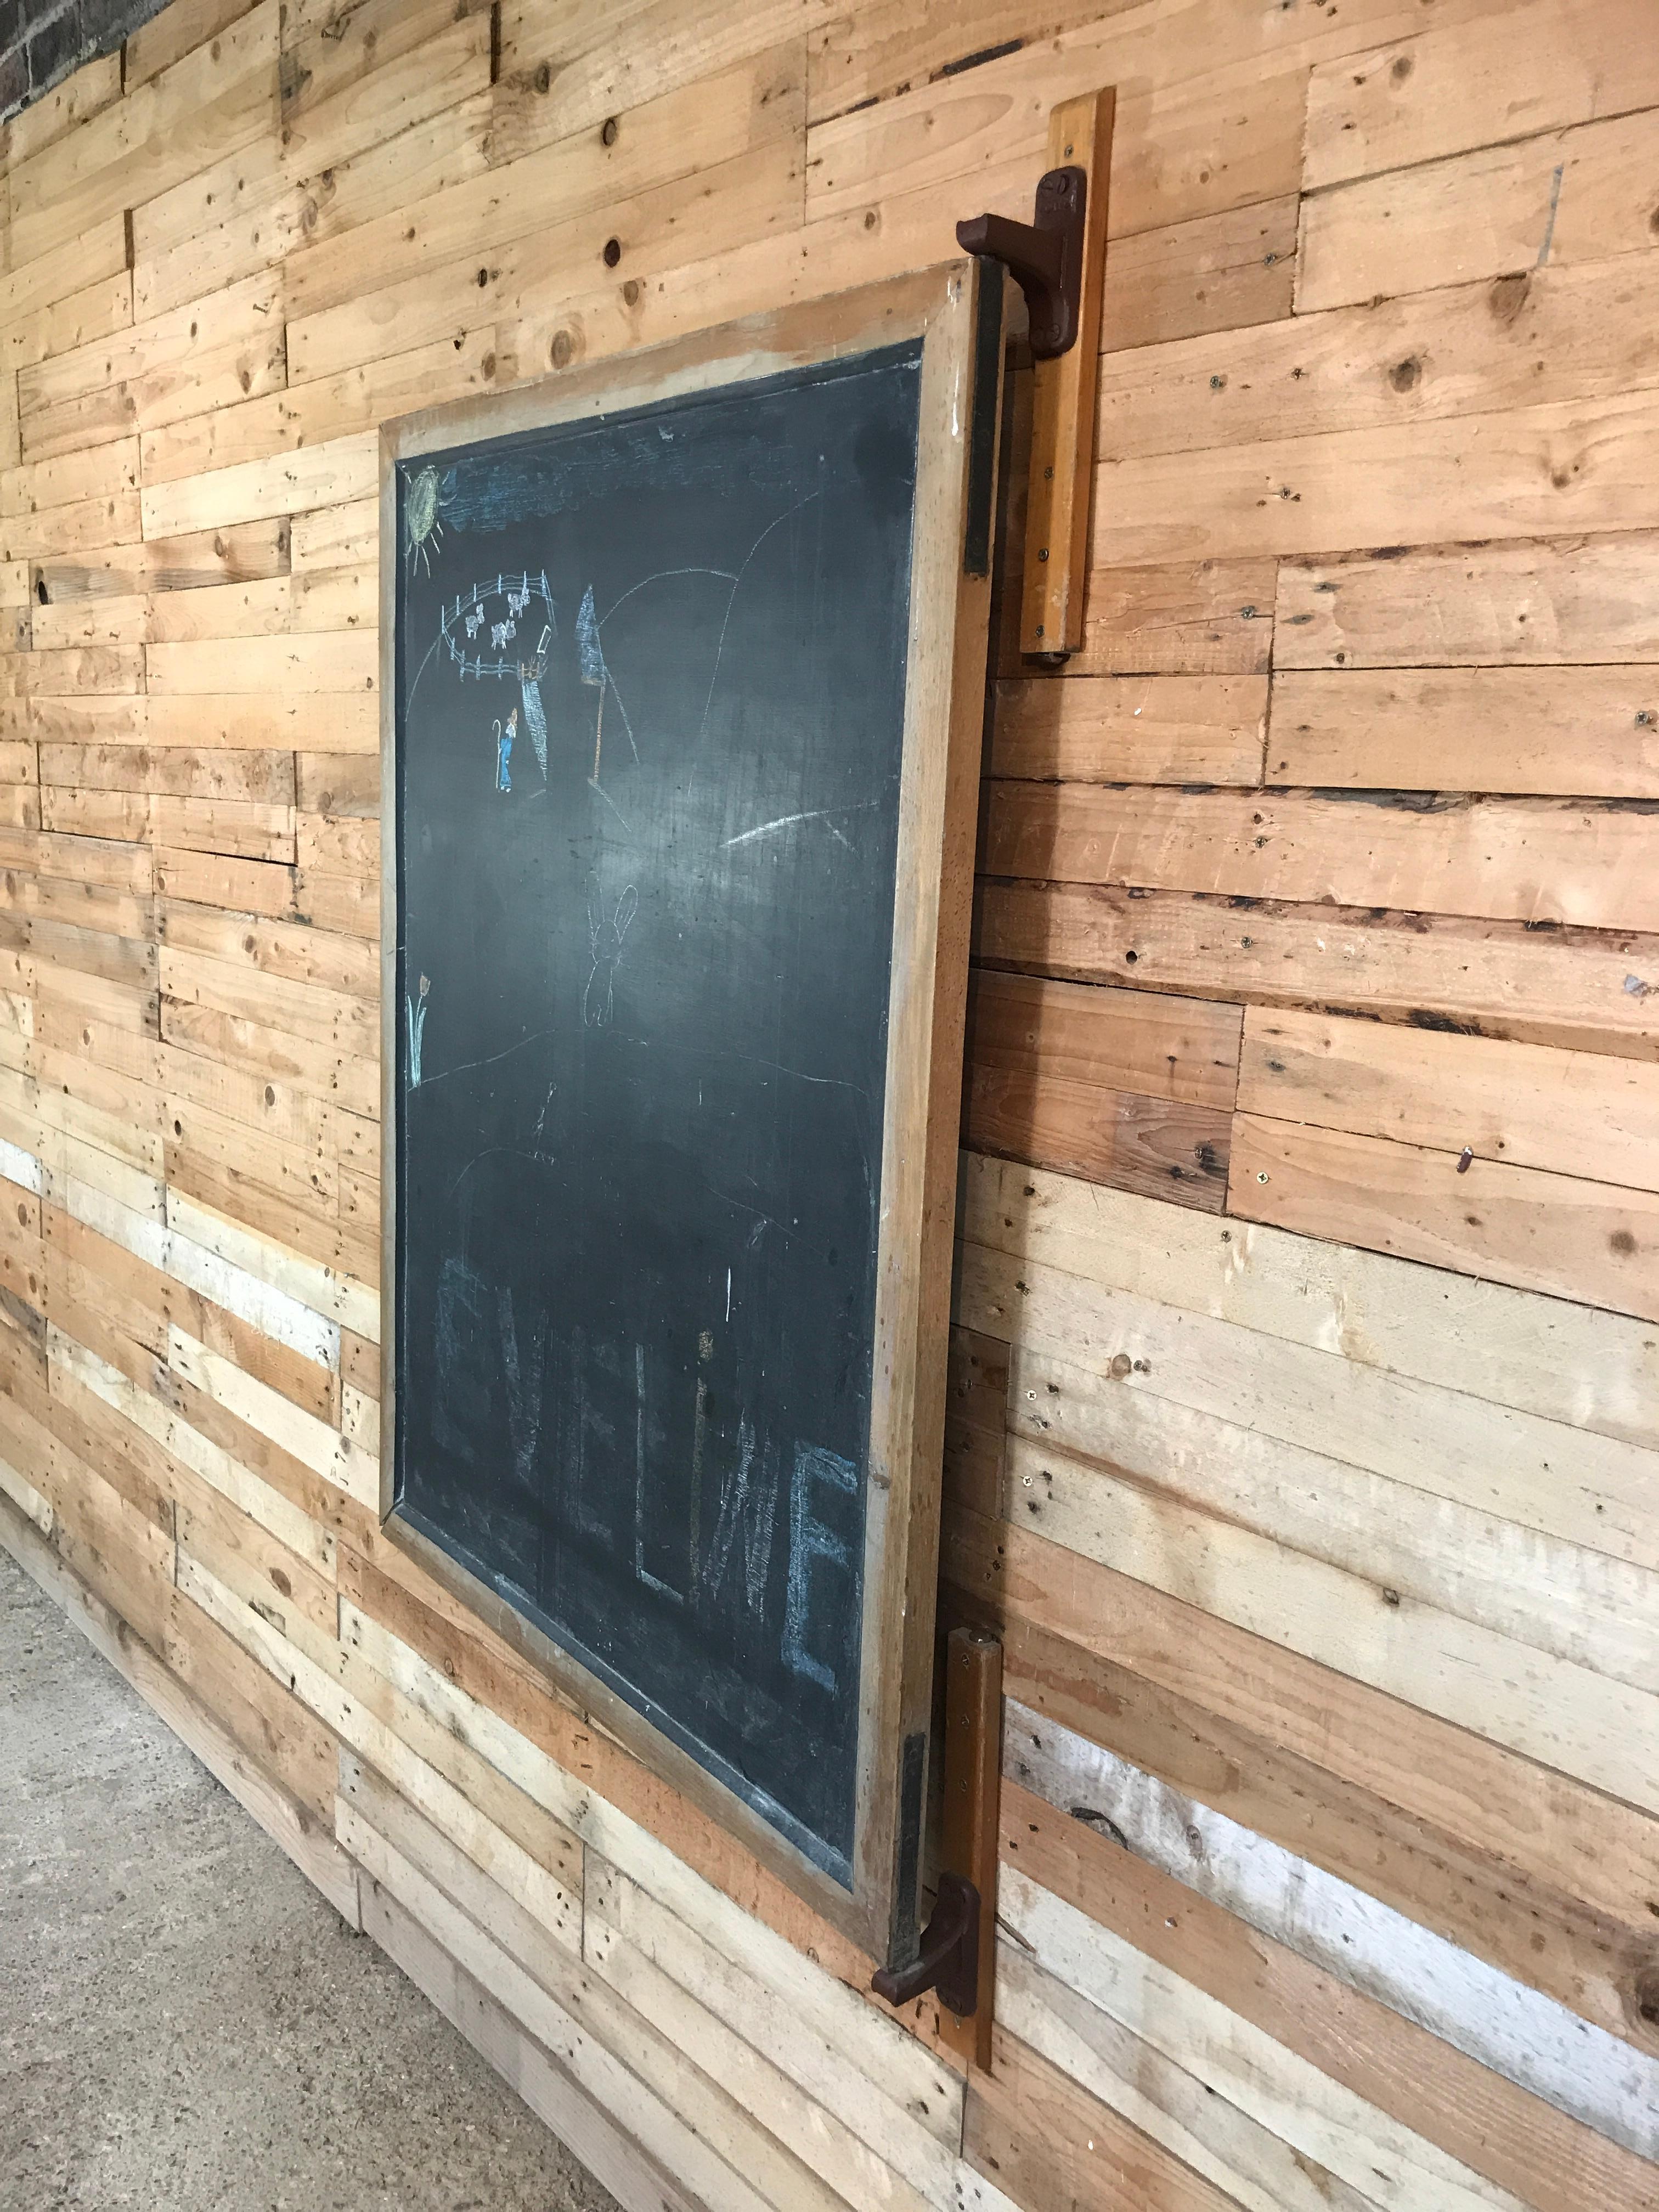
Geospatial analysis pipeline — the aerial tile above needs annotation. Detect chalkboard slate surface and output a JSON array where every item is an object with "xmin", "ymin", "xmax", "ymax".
[{"xmin": 392, "ymin": 345, "xmax": 927, "ymax": 1882}]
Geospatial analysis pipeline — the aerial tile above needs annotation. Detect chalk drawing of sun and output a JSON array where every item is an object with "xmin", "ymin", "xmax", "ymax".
[{"xmin": 404, "ymin": 465, "xmax": 456, "ymax": 575}]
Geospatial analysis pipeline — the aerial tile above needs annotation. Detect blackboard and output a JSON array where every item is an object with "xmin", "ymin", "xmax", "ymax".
[{"xmin": 381, "ymin": 269, "xmax": 998, "ymax": 1954}]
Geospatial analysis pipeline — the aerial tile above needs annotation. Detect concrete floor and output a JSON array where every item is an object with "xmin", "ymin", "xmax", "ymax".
[{"xmin": 0, "ymin": 1548, "xmax": 621, "ymax": 2212}]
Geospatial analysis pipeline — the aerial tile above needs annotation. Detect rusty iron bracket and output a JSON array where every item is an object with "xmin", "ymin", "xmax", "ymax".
[
  {"xmin": 871, "ymin": 1869, "xmax": 980, "ymax": 2018},
  {"xmin": 956, "ymin": 166, "xmax": 1087, "ymax": 360}
]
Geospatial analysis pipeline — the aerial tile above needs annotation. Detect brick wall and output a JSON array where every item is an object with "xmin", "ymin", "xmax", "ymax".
[{"xmin": 0, "ymin": 0, "xmax": 166, "ymax": 120}]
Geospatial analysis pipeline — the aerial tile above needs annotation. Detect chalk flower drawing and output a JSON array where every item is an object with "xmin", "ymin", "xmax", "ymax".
[
  {"xmin": 407, "ymin": 973, "xmax": 430, "ymax": 1086},
  {"xmin": 583, "ymin": 877, "xmax": 638, "ymax": 1029}
]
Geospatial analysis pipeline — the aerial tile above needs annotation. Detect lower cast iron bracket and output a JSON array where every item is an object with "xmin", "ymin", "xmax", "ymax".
[{"xmin": 871, "ymin": 1871, "xmax": 980, "ymax": 2018}]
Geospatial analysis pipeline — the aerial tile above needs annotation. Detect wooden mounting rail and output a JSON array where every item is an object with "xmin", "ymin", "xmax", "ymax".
[
  {"xmin": 868, "ymin": 1626, "xmax": 1003, "ymax": 2069},
  {"xmin": 937, "ymin": 1624, "xmax": 1003, "ymax": 2070},
  {"xmin": 1007, "ymin": 88, "xmax": 1114, "ymax": 660}
]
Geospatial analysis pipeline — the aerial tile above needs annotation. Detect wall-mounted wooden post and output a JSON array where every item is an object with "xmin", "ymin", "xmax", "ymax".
[
  {"xmin": 1019, "ymin": 87, "xmax": 1114, "ymax": 659},
  {"xmin": 936, "ymin": 1624, "xmax": 1003, "ymax": 2071}
]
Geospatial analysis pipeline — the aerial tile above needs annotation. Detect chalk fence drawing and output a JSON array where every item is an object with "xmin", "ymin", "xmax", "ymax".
[
  {"xmin": 583, "ymin": 876, "xmax": 638, "ymax": 1028},
  {"xmin": 407, "ymin": 973, "xmax": 430, "ymax": 1087},
  {"xmin": 439, "ymin": 574, "xmax": 557, "ymax": 777}
]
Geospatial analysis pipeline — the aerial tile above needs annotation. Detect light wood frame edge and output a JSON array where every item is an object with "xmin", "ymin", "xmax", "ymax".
[{"xmin": 377, "ymin": 260, "xmax": 999, "ymax": 1965}]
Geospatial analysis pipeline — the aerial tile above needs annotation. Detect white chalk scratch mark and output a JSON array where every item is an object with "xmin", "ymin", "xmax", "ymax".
[
  {"xmin": 448, "ymin": 1143, "xmax": 545, "ymax": 1199},
  {"xmin": 420, "ymin": 1025, "xmax": 553, "ymax": 1092},
  {"xmin": 725, "ymin": 1267, "xmax": 732, "ymax": 1322},
  {"xmin": 589, "ymin": 777, "xmax": 632, "ymax": 833},
  {"xmin": 724, "ymin": 803, "xmax": 876, "ymax": 850},
  {"xmin": 731, "ymin": 1052, "xmax": 862, "ymax": 1094},
  {"xmin": 605, "ymin": 671, "xmax": 640, "ymax": 764},
  {"xmin": 699, "ymin": 493, "xmax": 823, "ymax": 742},
  {"xmin": 597, "ymin": 567, "xmax": 738, "ymax": 627}
]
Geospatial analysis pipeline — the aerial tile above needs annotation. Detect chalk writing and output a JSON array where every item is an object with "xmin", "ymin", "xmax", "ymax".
[
  {"xmin": 704, "ymin": 1417, "xmax": 780, "ymax": 1620},
  {"xmin": 432, "ymin": 1254, "xmax": 491, "ymax": 1463},
  {"xmin": 785, "ymin": 1446, "xmax": 859, "ymax": 1696},
  {"xmin": 498, "ymin": 1285, "xmax": 547, "ymax": 1493}
]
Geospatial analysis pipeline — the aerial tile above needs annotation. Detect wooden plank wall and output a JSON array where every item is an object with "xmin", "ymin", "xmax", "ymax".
[{"xmin": 2, "ymin": 1, "xmax": 1657, "ymax": 2206}]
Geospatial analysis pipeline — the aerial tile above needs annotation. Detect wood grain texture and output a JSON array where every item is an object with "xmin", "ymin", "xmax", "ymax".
[
  {"xmin": 990, "ymin": 675, "xmax": 1266, "ymax": 783},
  {"xmin": 964, "ymin": 969, "xmax": 1237, "ymax": 1205},
  {"xmin": 5, "ymin": 1, "xmax": 1659, "ymax": 2204},
  {"xmin": 1229, "ymin": 1109, "xmax": 1659, "ymax": 1321},
  {"xmin": 1275, "ymin": 534, "xmax": 1659, "ymax": 668}
]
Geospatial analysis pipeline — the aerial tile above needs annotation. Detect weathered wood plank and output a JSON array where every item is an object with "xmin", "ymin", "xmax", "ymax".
[
  {"xmin": 990, "ymin": 675, "xmax": 1266, "ymax": 784},
  {"xmin": 973, "ymin": 1599, "xmax": 1656, "ymax": 2056},
  {"xmin": 999, "ymin": 1784, "xmax": 1659, "ymax": 2202},
  {"xmin": 1008, "ymin": 1703, "xmax": 1659, "ymax": 2134},
  {"xmin": 964, "ymin": 969, "xmax": 1237, "ymax": 1206},
  {"xmin": 1099, "ymin": 255, "xmax": 1659, "ymax": 463},
  {"xmin": 1238, "ymin": 1006, "xmax": 1659, "ymax": 1193},
  {"xmin": 947, "ymin": 1502, "xmax": 1659, "ymax": 1948},
  {"xmin": 1267, "ymin": 667, "xmax": 1659, "ymax": 797},
  {"xmin": 983, "ymin": 782, "xmax": 1659, "ymax": 935},
  {"xmin": 1230, "ymin": 1110, "xmax": 1659, "ymax": 1323},
  {"xmin": 974, "ymin": 879, "xmax": 1659, "ymax": 1060},
  {"xmin": 967, "ymin": 2024, "xmax": 1251, "ymax": 2212},
  {"xmin": 1275, "ymin": 534, "xmax": 1659, "ymax": 669},
  {"xmin": 1098, "ymin": 194, "xmax": 1297, "ymax": 353},
  {"xmin": 1300, "ymin": 104, "xmax": 1659, "ymax": 314},
  {"xmin": 1092, "ymin": 390, "xmax": 1659, "ymax": 567},
  {"xmin": 1302, "ymin": 0, "xmax": 1659, "ymax": 190}
]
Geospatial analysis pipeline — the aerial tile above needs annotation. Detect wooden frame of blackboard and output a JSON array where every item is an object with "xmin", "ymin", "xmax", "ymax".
[{"xmin": 377, "ymin": 259, "xmax": 1002, "ymax": 1966}]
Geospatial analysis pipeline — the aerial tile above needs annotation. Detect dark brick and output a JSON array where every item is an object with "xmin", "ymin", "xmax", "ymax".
[
  {"xmin": 26, "ymin": 1, "xmax": 83, "ymax": 89},
  {"xmin": 0, "ymin": 42, "xmax": 27, "ymax": 117},
  {"xmin": 4, "ymin": 0, "xmax": 170, "ymax": 121},
  {"xmin": 78, "ymin": 0, "xmax": 155, "ymax": 47}
]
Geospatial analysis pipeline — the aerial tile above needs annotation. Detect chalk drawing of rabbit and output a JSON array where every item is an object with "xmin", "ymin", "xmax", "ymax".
[{"xmin": 583, "ymin": 877, "xmax": 637, "ymax": 1028}]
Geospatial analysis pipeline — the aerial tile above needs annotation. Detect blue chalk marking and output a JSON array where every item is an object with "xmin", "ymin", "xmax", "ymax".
[{"xmin": 784, "ymin": 1444, "xmax": 859, "ymax": 1695}]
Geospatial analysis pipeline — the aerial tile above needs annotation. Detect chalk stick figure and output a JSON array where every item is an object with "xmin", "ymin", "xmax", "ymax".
[
  {"xmin": 495, "ymin": 708, "xmax": 516, "ymax": 792},
  {"xmin": 407, "ymin": 973, "xmax": 430, "ymax": 1087},
  {"xmin": 583, "ymin": 877, "xmax": 637, "ymax": 1029}
]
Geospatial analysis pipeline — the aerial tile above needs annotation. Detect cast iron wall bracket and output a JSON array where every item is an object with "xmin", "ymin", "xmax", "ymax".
[
  {"xmin": 870, "ymin": 1870, "xmax": 980, "ymax": 2017},
  {"xmin": 955, "ymin": 166, "xmax": 1087, "ymax": 358}
]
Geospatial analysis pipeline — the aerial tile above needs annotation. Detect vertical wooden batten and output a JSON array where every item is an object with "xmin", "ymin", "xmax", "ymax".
[{"xmin": 1019, "ymin": 87, "xmax": 1113, "ymax": 660}]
